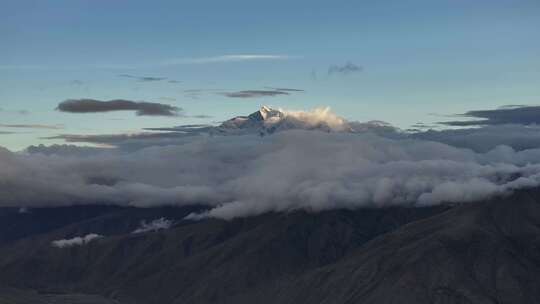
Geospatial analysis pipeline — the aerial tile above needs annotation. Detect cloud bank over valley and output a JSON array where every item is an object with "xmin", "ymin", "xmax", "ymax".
[{"xmin": 2, "ymin": 106, "xmax": 540, "ymax": 219}]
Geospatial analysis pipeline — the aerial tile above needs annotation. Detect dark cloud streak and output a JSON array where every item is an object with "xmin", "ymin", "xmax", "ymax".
[
  {"xmin": 0, "ymin": 123, "xmax": 63, "ymax": 129},
  {"xmin": 56, "ymin": 99, "xmax": 182, "ymax": 116},
  {"xmin": 220, "ymin": 90, "xmax": 290, "ymax": 98},
  {"xmin": 440, "ymin": 105, "xmax": 540, "ymax": 126}
]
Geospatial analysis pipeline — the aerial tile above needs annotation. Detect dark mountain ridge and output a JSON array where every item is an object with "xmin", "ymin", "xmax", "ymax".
[{"xmin": 0, "ymin": 189, "xmax": 539, "ymax": 303}]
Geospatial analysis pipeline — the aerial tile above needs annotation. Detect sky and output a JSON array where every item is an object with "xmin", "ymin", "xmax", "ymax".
[{"xmin": 1, "ymin": 0, "xmax": 540, "ymax": 150}]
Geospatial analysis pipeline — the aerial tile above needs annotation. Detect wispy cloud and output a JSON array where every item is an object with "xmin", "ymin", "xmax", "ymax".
[
  {"xmin": 0, "ymin": 108, "xmax": 31, "ymax": 115},
  {"xmin": 220, "ymin": 90, "xmax": 290, "ymax": 98},
  {"xmin": 43, "ymin": 132, "xmax": 183, "ymax": 146},
  {"xmin": 190, "ymin": 114, "xmax": 213, "ymax": 119},
  {"xmin": 219, "ymin": 87, "xmax": 303, "ymax": 99},
  {"xmin": 158, "ymin": 97, "xmax": 177, "ymax": 101},
  {"xmin": 0, "ymin": 64, "xmax": 49, "ymax": 70},
  {"xmin": 162, "ymin": 54, "xmax": 290, "ymax": 65},
  {"xmin": 0, "ymin": 123, "xmax": 63, "ymax": 129},
  {"xmin": 264, "ymin": 87, "xmax": 305, "ymax": 92},
  {"xmin": 440, "ymin": 105, "xmax": 540, "ymax": 126},
  {"xmin": 132, "ymin": 218, "xmax": 173, "ymax": 234},
  {"xmin": 70, "ymin": 80, "xmax": 84, "ymax": 86},
  {"xmin": 119, "ymin": 74, "xmax": 167, "ymax": 82},
  {"xmin": 0, "ymin": 54, "xmax": 292, "ymax": 70},
  {"xmin": 328, "ymin": 62, "xmax": 363, "ymax": 75}
]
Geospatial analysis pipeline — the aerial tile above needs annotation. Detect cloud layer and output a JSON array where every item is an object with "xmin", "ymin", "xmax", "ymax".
[
  {"xmin": 1, "ymin": 131, "xmax": 539, "ymax": 220},
  {"xmin": 57, "ymin": 99, "xmax": 181, "ymax": 116},
  {"xmin": 412, "ymin": 124, "xmax": 540, "ymax": 152},
  {"xmin": 3, "ymin": 106, "xmax": 540, "ymax": 220}
]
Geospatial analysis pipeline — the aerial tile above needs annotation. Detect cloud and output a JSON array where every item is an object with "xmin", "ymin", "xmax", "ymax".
[
  {"xmin": 51, "ymin": 234, "xmax": 103, "ymax": 248},
  {"xmin": 0, "ymin": 55, "xmax": 291, "ymax": 70},
  {"xmin": 440, "ymin": 105, "xmax": 540, "ymax": 126},
  {"xmin": 412, "ymin": 124, "xmax": 540, "ymax": 153},
  {"xmin": 0, "ymin": 109, "xmax": 31, "ymax": 115},
  {"xmin": 25, "ymin": 144, "xmax": 108, "ymax": 156},
  {"xmin": 43, "ymin": 132, "xmax": 189, "ymax": 148},
  {"xmin": 70, "ymin": 80, "xmax": 84, "ymax": 86},
  {"xmin": 158, "ymin": 97, "xmax": 177, "ymax": 101},
  {"xmin": 118, "ymin": 74, "xmax": 167, "ymax": 82},
  {"xmin": 56, "ymin": 99, "xmax": 182, "ymax": 116},
  {"xmin": 182, "ymin": 88, "xmax": 225, "ymax": 99},
  {"xmin": 163, "ymin": 54, "xmax": 290, "ymax": 65},
  {"xmin": 132, "ymin": 218, "xmax": 173, "ymax": 234},
  {"xmin": 1, "ymin": 111, "xmax": 540, "ymax": 221},
  {"xmin": 0, "ymin": 123, "xmax": 63, "ymax": 129},
  {"xmin": 46, "ymin": 107, "xmax": 395, "ymax": 148},
  {"xmin": 5, "ymin": 107, "xmax": 540, "ymax": 221},
  {"xmin": 328, "ymin": 62, "xmax": 362, "ymax": 75},
  {"xmin": 264, "ymin": 87, "xmax": 305, "ymax": 92},
  {"xmin": 189, "ymin": 114, "xmax": 213, "ymax": 119},
  {"xmin": 220, "ymin": 90, "xmax": 290, "ymax": 98}
]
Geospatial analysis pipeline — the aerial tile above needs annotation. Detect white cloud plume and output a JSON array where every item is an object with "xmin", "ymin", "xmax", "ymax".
[
  {"xmin": 132, "ymin": 218, "xmax": 173, "ymax": 234},
  {"xmin": 51, "ymin": 234, "xmax": 103, "ymax": 248},
  {"xmin": 4, "ymin": 107, "xmax": 540, "ymax": 220}
]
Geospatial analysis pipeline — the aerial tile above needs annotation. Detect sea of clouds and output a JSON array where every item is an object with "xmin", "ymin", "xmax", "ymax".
[{"xmin": 3, "ymin": 107, "xmax": 540, "ymax": 219}]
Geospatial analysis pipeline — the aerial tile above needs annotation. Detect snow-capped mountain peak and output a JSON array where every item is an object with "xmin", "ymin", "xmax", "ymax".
[
  {"xmin": 220, "ymin": 106, "xmax": 285, "ymax": 132},
  {"xmin": 247, "ymin": 106, "xmax": 284, "ymax": 122},
  {"xmin": 199, "ymin": 106, "xmax": 397, "ymax": 136}
]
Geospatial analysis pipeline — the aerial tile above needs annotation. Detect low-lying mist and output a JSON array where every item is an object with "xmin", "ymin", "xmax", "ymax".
[{"xmin": 3, "ymin": 107, "xmax": 540, "ymax": 219}]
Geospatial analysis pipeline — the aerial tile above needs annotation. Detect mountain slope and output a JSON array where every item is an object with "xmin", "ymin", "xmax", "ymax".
[
  {"xmin": 0, "ymin": 189, "xmax": 539, "ymax": 303},
  {"xmin": 0, "ymin": 206, "xmax": 446, "ymax": 303},
  {"xmin": 269, "ymin": 189, "xmax": 540, "ymax": 304},
  {"xmin": 0, "ymin": 287, "xmax": 118, "ymax": 304}
]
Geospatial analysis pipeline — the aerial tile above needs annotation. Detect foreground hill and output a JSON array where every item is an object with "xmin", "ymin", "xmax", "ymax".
[
  {"xmin": 0, "ymin": 189, "xmax": 539, "ymax": 303},
  {"xmin": 270, "ymin": 189, "xmax": 540, "ymax": 304}
]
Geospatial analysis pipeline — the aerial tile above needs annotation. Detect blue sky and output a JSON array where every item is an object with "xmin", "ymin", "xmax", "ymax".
[{"xmin": 1, "ymin": 0, "xmax": 539, "ymax": 150}]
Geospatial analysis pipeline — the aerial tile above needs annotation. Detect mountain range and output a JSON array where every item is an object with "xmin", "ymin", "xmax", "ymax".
[
  {"xmin": 1, "ymin": 188, "xmax": 539, "ymax": 303},
  {"xmin": 2, "ymin": 107, "xmax": 540, "ymax": 303},
  {"xmin": 146, "ymin": 106, "xmax": 398, "ymax": 137}
]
